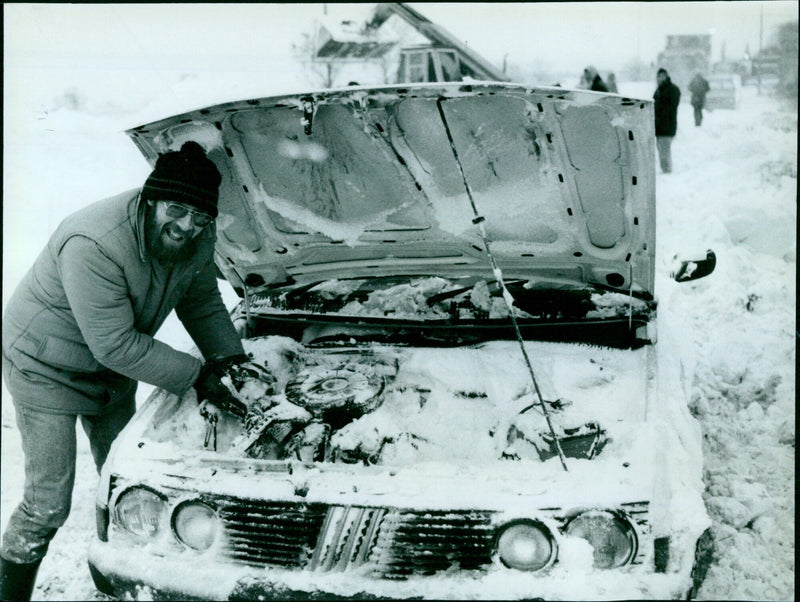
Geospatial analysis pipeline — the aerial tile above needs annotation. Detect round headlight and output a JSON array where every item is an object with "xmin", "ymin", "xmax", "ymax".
[
  {"xmin": 172, "ymin": 501, "xmax": 219, "ymax": 550},
  {"xmin": 495, "ymin": 520, "xmax": 556, "ymax": 571},
  {"xmin": 113, "ymin": 486, "xmax": 167, "ymax": 539},
  {"xmin": 565, "ymin": 511, "xmax": 637, "ymax": 569}
]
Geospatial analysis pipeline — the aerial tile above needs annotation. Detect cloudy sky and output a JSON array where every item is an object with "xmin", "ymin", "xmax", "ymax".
[{"xmin": 5, "ymin": 2, "xmax": 797, "ymax": 78}]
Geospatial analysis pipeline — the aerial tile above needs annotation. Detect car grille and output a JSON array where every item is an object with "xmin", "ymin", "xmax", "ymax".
[
  {"xmin": 370, "ymin": 510, "xmax": 495, "ymax": 577},
  {"xmin": 215, "ymin": 499, "xmax": 495, "ymax": 577},
  {"xmin": 217, "ymin": 501, "xmax": 327, "ymax": 568}
]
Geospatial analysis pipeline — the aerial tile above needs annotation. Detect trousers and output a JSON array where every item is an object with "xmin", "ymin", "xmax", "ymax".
[
  {"xmin": 692, "ymin": 103, "xmax": 704, "ymax": 126},
  {"xmin": 656, "ymin": 136, "xmax": 674, "ymax": 173},
  {"xmin": 0, "ymin": 397, "xmax": 135, "ymax": 564}
]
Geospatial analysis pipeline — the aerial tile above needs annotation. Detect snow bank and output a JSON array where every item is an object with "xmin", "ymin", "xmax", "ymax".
[{"xmin": 654, "ymin": 86, "xmax": 796, "ymax": 601}]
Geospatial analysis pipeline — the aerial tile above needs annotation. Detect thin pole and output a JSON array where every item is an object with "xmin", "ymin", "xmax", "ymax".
[
  {"xmin": 435, "ymin": 98, "xmax": 569, "ymax": 472},
  {"xmin": 758, "ymin": 3, "xmax": 764, "ymax": 95}
]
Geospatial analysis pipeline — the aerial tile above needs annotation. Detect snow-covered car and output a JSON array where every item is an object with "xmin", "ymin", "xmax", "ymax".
[
  {"xmin": 705, "ymin": 73, "xmax": 742, "ymax": 110},
  {"xmin": 88, "ymin": 82, "xmax": 715, "ymax": 600}
]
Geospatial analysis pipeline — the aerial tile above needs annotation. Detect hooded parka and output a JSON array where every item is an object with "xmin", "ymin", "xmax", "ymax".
[
  {"xmin": 1, "ymin": 189, "xmax": 245, "ymax": 415},
  {"xmin": 580, "ymin": 66, "xmax": 609, "ymax": 92}
]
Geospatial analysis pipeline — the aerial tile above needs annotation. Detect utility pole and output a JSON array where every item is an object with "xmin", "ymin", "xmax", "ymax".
[
  {"xmin": 636, "ymin": 5, "xmax": 642, "ymax": 80},
  {"xmin": 757, "ymin": 3, "xmax": 763, "ymax": 95}
]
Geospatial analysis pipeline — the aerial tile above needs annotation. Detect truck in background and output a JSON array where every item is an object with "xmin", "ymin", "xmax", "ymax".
[{"xmin": 657, "ymin": 34, "xmax": 712, "ymax": 92}]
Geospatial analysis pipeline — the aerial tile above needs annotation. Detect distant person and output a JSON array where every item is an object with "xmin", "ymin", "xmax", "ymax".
[
  {"xmin": 607, "ymin": 72, "xmax": 619, "ymax": 93},
  {"xmin": 579, "ymin": 66, "xmax": 609, "ymax": 92},
  {"xmin": 653, "ymin": 68, "xmax": 681, "ymax": 173},
  {"xmin": 688, "ymin": 73, "xmax": 711, "ymax": 126}
]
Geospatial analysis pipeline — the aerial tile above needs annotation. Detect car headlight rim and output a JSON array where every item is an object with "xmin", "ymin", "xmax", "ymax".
[
  {"xmin": 565, "ymin": 510, "xmax": 637, "ymax": 569},
  {"xmin": 494, "ymin": 519, "xmax": 557, "ymax": 572},
  {"xmin": 171, "ymin": 499, "xmax": 220, "ymax": 551},
  {"xmin": 112, "ymin": 485, "xmax": 168, "ymax": 540}
]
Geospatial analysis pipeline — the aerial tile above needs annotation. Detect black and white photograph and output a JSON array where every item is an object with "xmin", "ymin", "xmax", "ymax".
[{"xmin": 2, "ymin": 3, "xmax": 796, "ymax": 600}]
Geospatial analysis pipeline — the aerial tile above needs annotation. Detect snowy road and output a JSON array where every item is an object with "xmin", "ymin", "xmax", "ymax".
[
  {"xmin": 1, "ymin": 82, "xmax": 795, "ymax": 600},
  {"xmin": 655, "ymin": 87, "xmax": 795, "ymax": 600}
]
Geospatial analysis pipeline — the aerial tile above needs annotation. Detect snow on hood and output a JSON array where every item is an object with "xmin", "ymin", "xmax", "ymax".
[{"xmin": 126, "ymin": 83, "xmax": 656, "ymax": 297}]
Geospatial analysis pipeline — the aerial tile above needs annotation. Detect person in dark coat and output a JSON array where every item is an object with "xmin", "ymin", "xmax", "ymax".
[
  {"xmin": 688, "ymin": 73, "xmax": 711, "ymax": 126},
  {"xmin": 0, "ymin": 142, "xmax": 257, "ymax": 600},
  {"xmin": 580, "ymin": 66, "xmax": 609, "ymax": 92},
  {"xmin": 653, "ymin": 68, "xmax": 681, "ymax": 173},
  {"xmin": 607, "ymin": 72, "xmax": 619, "ymax": 93}
]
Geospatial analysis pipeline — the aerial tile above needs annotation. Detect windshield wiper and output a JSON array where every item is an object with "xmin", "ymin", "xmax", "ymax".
[
  {"xmin": 282, "ymin": 280, "xmax": 325, "ymax": 303},
  {"xmin": 425, "ymin": 279, "xmax": 526, "ymax": 306}
]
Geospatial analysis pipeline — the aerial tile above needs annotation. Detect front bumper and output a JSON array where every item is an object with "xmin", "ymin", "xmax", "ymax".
[{"xmin": 88, "ymin": 537, "xmax": 692, "ymax": 601}]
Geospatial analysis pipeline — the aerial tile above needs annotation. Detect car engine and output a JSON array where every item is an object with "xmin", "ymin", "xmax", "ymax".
[{"xmin": 220, "ymin": 351, "xmax": 404, "ymax": 464}]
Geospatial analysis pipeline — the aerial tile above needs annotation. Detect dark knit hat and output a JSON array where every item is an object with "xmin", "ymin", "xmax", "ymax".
[{"xmin": 141, "ymin": 141, "xmax": 222, "ymax": 218}]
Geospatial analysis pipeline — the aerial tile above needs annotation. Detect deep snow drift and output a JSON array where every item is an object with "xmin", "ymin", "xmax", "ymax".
[{"xmin": 1, "ymin": 76, "xmax": 795, "ymax": 600}]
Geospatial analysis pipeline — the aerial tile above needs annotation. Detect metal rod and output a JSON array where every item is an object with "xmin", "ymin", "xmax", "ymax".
[
  {"xmin": 243, "ymin": 286, "xmax": 252, "ymax": 338},
  {"xmin": 629, "ymin": 262, "xmax": 634, "ymax": 332},
  {"xmin": 435, "ymin": 98, "xmax": 568, "ymax": 471}
]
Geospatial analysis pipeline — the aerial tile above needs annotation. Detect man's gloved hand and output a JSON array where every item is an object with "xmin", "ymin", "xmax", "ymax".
[
  {"xmin": 193, "ymin": 361, "xmax": 248, "ymax": 418},
  {"xmin": 213, "ymin": 353, "xmax": 250, "ymax": 371},
  {"xmin": 212, "ymin": 353, "xmax": 277, "ymax": 395}
]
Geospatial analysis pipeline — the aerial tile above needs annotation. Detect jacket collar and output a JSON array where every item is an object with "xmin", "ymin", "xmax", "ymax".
[{"xmin": 131, "ymin": 190, "xmax": 151, "ymax": 263}]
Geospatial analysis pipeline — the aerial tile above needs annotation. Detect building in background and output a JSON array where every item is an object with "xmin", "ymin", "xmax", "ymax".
[
  {"xmin": 299, "ymin": 3, "xmax": 510, "ymax": 88},
  {"xmin": 656, "ymin": 34, "xmax": 712, "ymax": 91}
]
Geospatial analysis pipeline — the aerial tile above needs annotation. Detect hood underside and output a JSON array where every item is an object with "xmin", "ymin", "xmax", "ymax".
[{"xmin": 127, "ymin": 83, "xmax": 656, "ymax": 296}]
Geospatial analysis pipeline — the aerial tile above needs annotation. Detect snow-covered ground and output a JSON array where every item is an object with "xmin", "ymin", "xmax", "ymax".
[{"xmin": 1, "ymin": 76, "xmax": 795, "ymax": 600}]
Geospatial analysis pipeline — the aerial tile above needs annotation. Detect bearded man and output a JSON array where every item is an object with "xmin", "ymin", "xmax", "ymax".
[{"xmin": 1, "ymin": 141, "xmax": 251, "ymax": 600}]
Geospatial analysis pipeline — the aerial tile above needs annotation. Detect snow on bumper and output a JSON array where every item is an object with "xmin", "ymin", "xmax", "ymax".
[{"xmin": 88, "ymin": 536, "xmax": 693, "ymax": 601}]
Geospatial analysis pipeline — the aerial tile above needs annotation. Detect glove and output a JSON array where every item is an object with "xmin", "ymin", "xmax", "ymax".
[
  {"xmin": 193, "ymin": 362, "xmax": 248, "ymax": 418},
  {"xmin": 213, "ymin": 353, "xmax": 250, "ymax": 371},
  {"xmin": 212, "ymin": 354, "xmax": 277, "ymax": 395}
]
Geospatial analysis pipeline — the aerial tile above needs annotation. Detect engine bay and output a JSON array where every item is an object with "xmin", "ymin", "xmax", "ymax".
[
  {"xmin": 142, "ymin": 336, "xmax": 630, "ymax": 467},
  {"xmin": 230, "ymin": 351, "xmax": 400, "ymax": 463}
]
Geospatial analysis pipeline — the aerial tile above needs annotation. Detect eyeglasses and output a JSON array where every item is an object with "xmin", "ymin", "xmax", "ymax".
[{"xmin": 162, "ymin": 202, "xmax": 214, "ymax": 228}]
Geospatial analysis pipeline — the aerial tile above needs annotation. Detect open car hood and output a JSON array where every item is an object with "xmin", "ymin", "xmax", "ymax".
[{"xmin": 127, "ymin": 83, "xmax": 656, "ymax": 297}]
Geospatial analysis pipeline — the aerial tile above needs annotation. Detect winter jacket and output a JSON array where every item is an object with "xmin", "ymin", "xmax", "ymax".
[
  {"xmin": 654, "ymin": 77, "xmax": 681, "ymax": 137},
  {"xmin": 1, "ymin": 189, "xmax": 245, "ymax": 415},
  {"xmin": 688, "ymin": 75, "xmax": 710, "ymax": 107},
  {"xmin": 590, "ymin": 75, "xmax": 609, "ymax": 93},
  {"xmin": 580, "ymin": 67, "xmax": 609, "ymax": 93}
]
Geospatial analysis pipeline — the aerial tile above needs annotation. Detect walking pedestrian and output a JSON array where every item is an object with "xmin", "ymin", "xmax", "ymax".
[
  {"xmin": 607, "ymin": 72, "xmax": 619, "ymax": 93},
  {"xmin": 688, "ymin": 73, "xmax": 711, "ymax": 126},
  {"xmin": 579, "ymin": 66, "xmax": 609, "ymax": 92},
  {"xmin": 653, "ymin": 68, "xmax": 681, "ymax": 173}
]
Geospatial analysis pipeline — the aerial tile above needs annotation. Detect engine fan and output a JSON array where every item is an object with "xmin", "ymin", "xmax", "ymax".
[{"xmin": 285, "ymin": 364, "xmax": 386, "ymax": 429}]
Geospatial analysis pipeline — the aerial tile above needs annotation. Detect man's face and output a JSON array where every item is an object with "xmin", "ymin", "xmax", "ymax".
[
  {"xmin": 657, "ymin": 72, "xmax": 667, "ymax": 86},
  {"xmin": 145, "ymin": 200, "xmax": 211, "ymax": 264}
]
